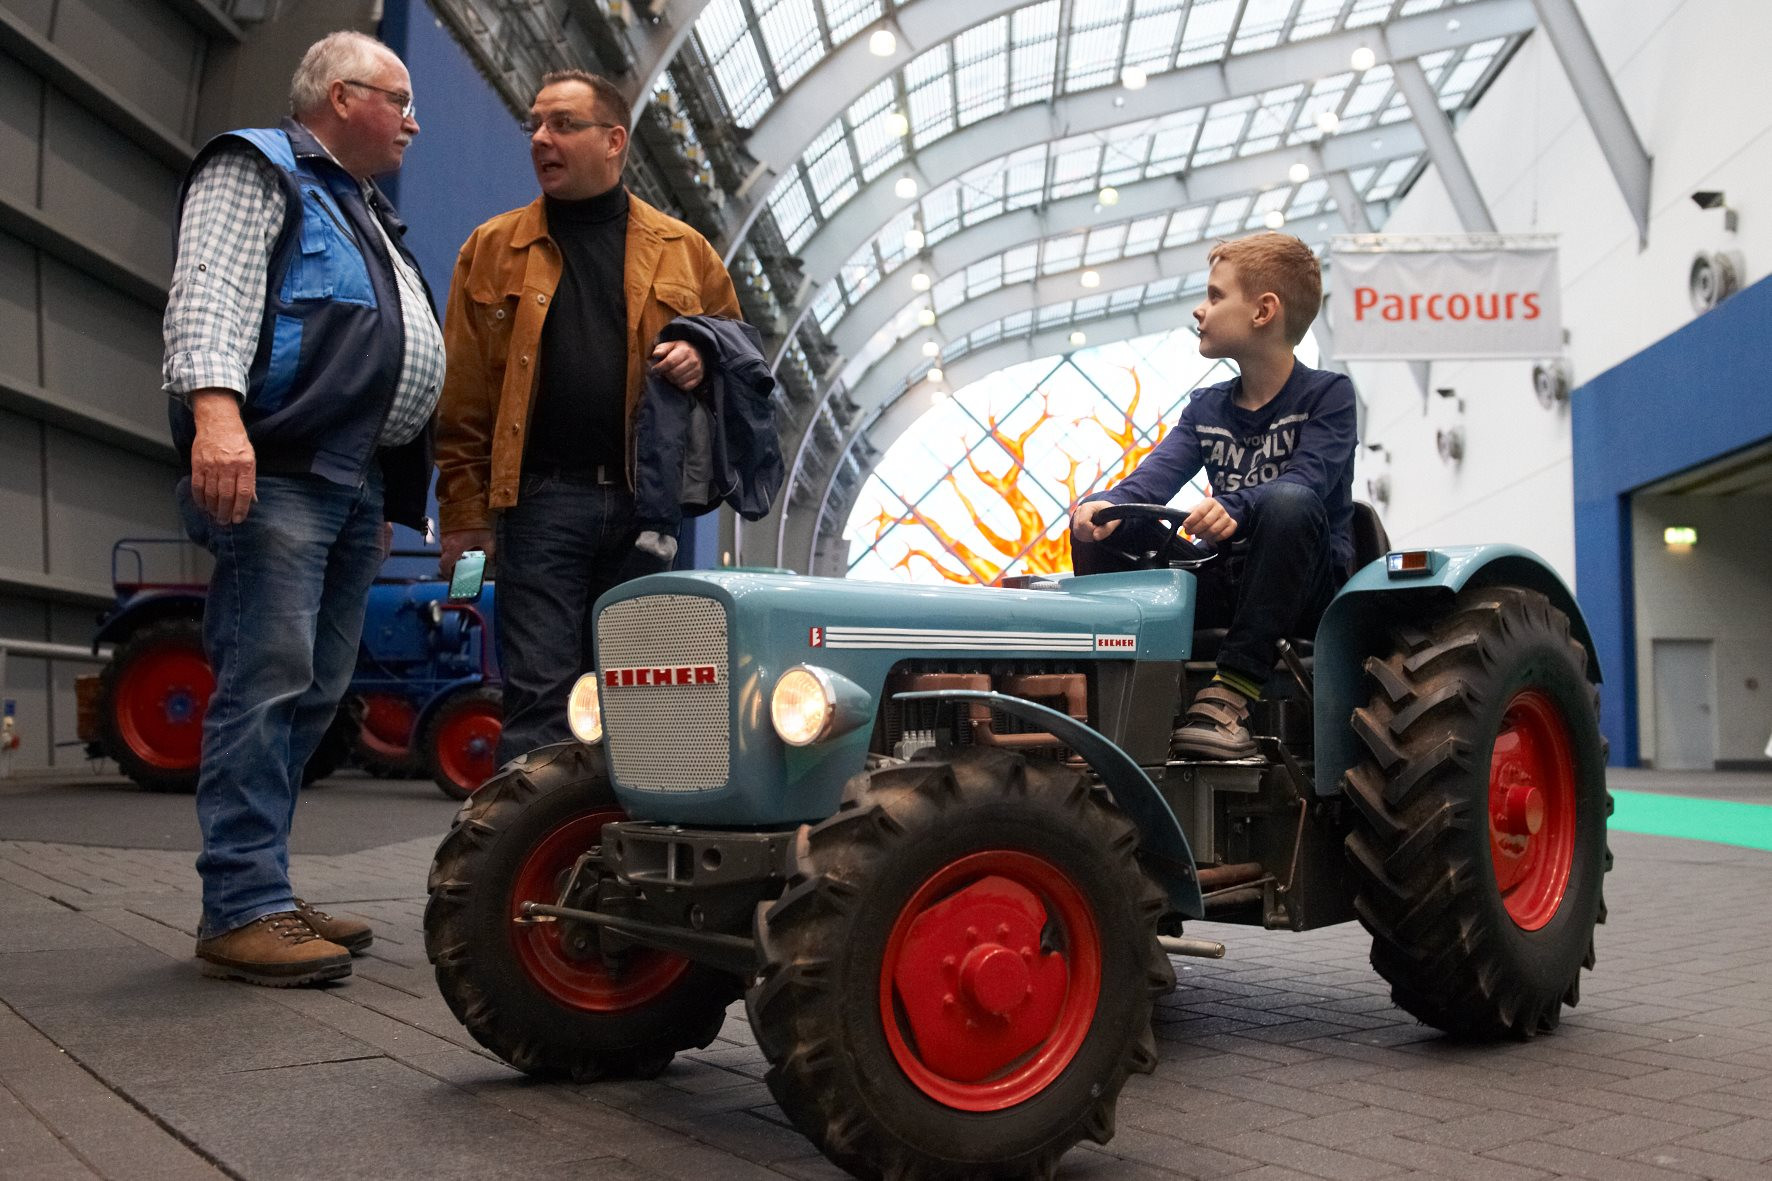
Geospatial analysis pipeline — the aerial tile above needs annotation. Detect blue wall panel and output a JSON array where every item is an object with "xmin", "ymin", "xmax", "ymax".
[{"xmin": 1572, "ymin": 273, "xmax": 1772, "ymax": 765}]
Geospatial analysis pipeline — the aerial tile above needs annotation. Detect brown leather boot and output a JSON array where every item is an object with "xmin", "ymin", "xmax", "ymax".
[
  {"xmin": 195, "ymin": 912, "xmax": 352, "ymax": 987},
  {"xmin": 294, "ymin": 898, "xmax": 373, "ymax": 954}
]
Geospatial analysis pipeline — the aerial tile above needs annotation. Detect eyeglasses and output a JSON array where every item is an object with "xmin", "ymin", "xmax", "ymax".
[
  {"xmin": 521, "ymin": 112, "xmax": 619, "ymax": 137},
  {"xmin": 345, "ymin": 80, "xmax": 415, "ymax": 120}
]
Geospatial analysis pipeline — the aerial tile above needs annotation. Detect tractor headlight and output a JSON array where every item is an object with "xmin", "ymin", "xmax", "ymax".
[
  {"xmin": 567, "ymin": 673, "xmax": 604, "ymax": 744},
  {"xmin": 771, "ymin": 665, "xmax": 871, "ymax": 747}
]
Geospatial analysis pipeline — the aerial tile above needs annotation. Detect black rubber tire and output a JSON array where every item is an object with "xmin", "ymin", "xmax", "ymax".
[
  {"xmin": 748, "ymin": 746, "xmax": 1173, "ymax": 1181},
  {"xmin": 97, "ymin": 617, "xmax": 208, "ymax": 792},
  {"xmin": 300, "ymin": 695, "xmax": 362, "ymax": 788},
  {"xmin": 1343, "ymin": 586, "xmax": 1612, "ymax": 1040},
  {"xmin": 421, "ymin": 685, "xmax": 503, "ymax": 800},
  {"xmin": 424, "ymin": 741, "xmax": 743, "ymax": 1081}
]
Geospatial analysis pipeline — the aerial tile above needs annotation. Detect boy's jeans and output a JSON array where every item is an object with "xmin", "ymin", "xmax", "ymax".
[
  {"xmin": 178, "ymin": 470, "xmax": 383, "ymax": 939},
  {"xmin": 1072, "ymin": 482, "xmax": 1343, "ymax": 687}
]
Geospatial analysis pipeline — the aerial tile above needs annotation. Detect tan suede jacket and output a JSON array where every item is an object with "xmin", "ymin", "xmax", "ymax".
[{"xmin": 435, "ymin": 192, "xmax": 742, "ymax": 534}]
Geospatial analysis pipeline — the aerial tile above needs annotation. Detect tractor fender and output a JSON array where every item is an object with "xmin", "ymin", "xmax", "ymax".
[
  {"xmin": 1311, "ymin": 544, "xmax": 1600, "ymax": 796},
  {"xmin": 410, "ymin": 675, "xmax": 492, "ymax": 740},
  {"xmin": 894, "ymin": 689, "xmax": 1204, "ymax": 918},
  {"xmin": 92, "ymin": 591, "xmax": 206, "ymax": 651}
]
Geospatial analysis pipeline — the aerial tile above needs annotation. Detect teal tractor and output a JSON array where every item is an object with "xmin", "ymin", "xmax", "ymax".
[{"xmin": 424, "ymin": 505, "xmax": 1611, "ymax": 1181}]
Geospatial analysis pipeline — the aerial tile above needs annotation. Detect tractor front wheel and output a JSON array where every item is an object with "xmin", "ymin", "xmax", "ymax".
[
  {"xmin": 424, "ymin": 742, "xmax": 742, "ymax": 1080},
  {"xmin": 748, "ymin": 746, "xmax": 1173, "ymax": 1180},
  {"xmin": 1344, "ymin": 586, "xmax": 1612, "ymax": 1039}
]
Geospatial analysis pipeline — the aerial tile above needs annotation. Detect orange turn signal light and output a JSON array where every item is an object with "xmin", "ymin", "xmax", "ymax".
[{"xmin": 1386, "ymin": 550, "xmax": 1433, "ymax": 578}]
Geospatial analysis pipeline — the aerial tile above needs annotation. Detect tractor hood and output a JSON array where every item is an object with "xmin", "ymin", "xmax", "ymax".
[{"xmin": 589, "ymin": 568, "xmax": 1194, "ymax": 825}]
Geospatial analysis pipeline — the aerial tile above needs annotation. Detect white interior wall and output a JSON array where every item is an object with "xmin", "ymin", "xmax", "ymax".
[
  {"xmin": 1630, "ymin": 495, "xmax": 1772, "ymax": 765},
  {"xmin": 1346, "ymin": 0, "xmax": 1772, "ymax": 589}
]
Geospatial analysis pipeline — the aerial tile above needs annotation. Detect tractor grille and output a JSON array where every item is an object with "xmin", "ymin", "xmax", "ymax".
[{"xmin": 596, "ymin": 594, "xmax": 730, "ymax": 791}]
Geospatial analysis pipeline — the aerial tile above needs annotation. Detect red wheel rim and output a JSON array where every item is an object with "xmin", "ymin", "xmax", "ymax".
[
  {"xmin": 434, "ymin": 704, "xmax": 500, "ymax": 792},
  {"xmin": 358, "ymin": 693, "xmax": 417, "ymax": 759},
  {"xmin": 509, "ymin": 809, "xmax": 690, "ymax": 1011},
  {"xmin": 1488, "ymin": 689, "xmax": 1577, "ymax": 930},
  {"xmin": 114, "ymin": 642, "xmax": 212, "ymax": 770},
  {"xmin": 879, "ymin": 850, "xmax": 1101, "ymax": 1112}
]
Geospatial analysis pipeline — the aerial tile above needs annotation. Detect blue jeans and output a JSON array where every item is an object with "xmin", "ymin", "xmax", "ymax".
[
  {"xmin": 177, "ymin": 470, "xmax": 383, "ymax": 938},
  {"xmin": 1072, "ymin": 482, "xmax": 1343, "ymax": 686},
  {"xmin": 494, "ymin": 471, "xmax": 657, "ymax": 765}
]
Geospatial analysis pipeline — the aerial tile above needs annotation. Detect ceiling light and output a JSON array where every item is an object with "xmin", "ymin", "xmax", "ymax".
[
  {"xmin": 917, "ymin": 306, "xmax": 937, "ymax": 326},
  {"xmin": 1350, "ymin": 46, "xmax": 1376, "ymax": 72},
  {"xmin": 926, "ymin": 367, "xmax": 944, "ymax": 384},
  {"xmin": 894, "ymin": 175, "xmax": 919, "ymax": 200},
  {"xmin": 931, "ymin": 388, "xmax": 949, "ymax": 404},
  {"xmin": 1447, "ymin": 18, "xmax": 1461, "ymax": 31},
  {"xmin": 903, "ymin": 227, "xmax": 926, "ymax": 251},
  {"xmin": 1663, "ymin": 526, "xmax": 1697, "ymax": 549},
  {"xmin": 1098, "ymin": 185, "xmax": 1120, "ymax": 206},
  {"xmin": 1288, "ymin": 162, "xmax": 1310, "ymax": 184},
  {"xmin": 885, "ymin": 109, "xmax": 910, "ymax": 137},
  {"xmin": 869, "ymin": 28, "xmax": 897, "ymax": 57},
  {"xmin": 1264, "ymin": 210, "xmax": 1286, "ymax": 229},
  {"xmin": 1120, "ymin": 65, "xmax": 1147, "ymax": 91},
  {"xmin": 1069, "ymin": 330, "xmax": 1087, "ymax": 347},
  {"xmin": 921, "ymin": 339, "xmax": 941, "ymax": 358},
  {"xmin": 1315, "ymin": 110, "xmax": 1340, "ymax": 134},
  {"xmin": 1080, "ymin": 269, "xmax": 1101, "ymax": 289},
  {"xmin": 910, "ymin": 271, "xmax": 932, "ymax": 292}
]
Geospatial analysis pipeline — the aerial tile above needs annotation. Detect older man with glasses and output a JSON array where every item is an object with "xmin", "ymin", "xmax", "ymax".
[
  {"xmin": 162, "ymin": 30, "xmax": 444, "ymax": 986},
  {"xmin": 435, "ymin": 69, "xmax": 742, "ymax": 767}
]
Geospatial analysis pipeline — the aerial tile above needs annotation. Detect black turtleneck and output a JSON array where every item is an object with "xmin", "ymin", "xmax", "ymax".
[{"xmin": 527, "ymin": 183, "xmax": 629, "ymax": 474}]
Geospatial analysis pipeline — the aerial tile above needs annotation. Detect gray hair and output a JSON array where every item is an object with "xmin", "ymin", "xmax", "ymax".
[{"xmin": 289, "ymin": 31, "xmax": 393, "ymax": 116}]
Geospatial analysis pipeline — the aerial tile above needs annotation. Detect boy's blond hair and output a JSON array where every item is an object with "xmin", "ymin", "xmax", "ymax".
[{"xmin": 1207, "ymin": 232, "xmax": 1323, "ymax": 345}]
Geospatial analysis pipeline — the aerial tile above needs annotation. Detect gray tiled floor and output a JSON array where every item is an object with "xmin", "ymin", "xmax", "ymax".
[{"xmin": 1, "ymin": 771, "xmax": 1768, "ymax": 1180}]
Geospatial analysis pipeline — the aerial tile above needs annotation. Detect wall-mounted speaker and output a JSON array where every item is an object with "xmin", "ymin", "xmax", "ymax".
[{"xmin": 1689, "ymin": 250, "xmax": 1744, "ymax": 314}]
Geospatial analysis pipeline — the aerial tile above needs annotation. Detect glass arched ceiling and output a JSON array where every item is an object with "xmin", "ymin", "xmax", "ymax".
[
  {"xmin": 807, "ymin": 48, "xmax": 1488, "ymax": 335},
  {"xmin": 688, "ymin": 0, "xmax": 1512, "ymax": 255},
  {"xmin": 814, "ymin": 148, "xmax": 1420, "ymax": 354}
]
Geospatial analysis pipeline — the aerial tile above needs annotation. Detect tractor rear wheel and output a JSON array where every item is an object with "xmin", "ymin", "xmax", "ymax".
[
  {"xmin": 353, "ymin": 691, "xmax": 423, "ymax": 778},
  {"xmin": 424, "ymin": 741, "xmax": 741, "ymax": 1080},
  {"xmin": 422, "ymin": 685, "xmax": 502, "ymax": 799},
  {"xmin": 748, "ymin": 746, "xmax": 1172, "ymax": 1180},
  {"xmin": 1344, "ymin": 586, "xmax": 1612, "ymax": 1039},
  {"xmin": 98, "ymin": 617, "xmax": 210, "ymax": 792}
]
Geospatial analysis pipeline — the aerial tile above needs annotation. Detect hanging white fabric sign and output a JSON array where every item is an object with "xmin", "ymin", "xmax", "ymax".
[{"xmin": 1329, "ymin": 236, "xmax": 1562, "ymax": 360}]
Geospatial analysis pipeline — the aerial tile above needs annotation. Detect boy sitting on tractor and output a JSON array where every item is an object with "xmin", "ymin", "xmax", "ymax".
[{"xmin": 1071, "ymin": 232, "xmax": 1358, "ymax": 760}]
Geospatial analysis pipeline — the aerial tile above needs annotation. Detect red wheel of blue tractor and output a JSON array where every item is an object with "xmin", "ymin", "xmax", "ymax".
[
  {"xmin": 423, "ymin": 686, "xmax": 502, "ymax": 799},
  {"xmin": 424, "ymin": 742, "xmax": 742, "ymax": 1080},
  {"xmin": 354, "ymin": 691, "xmax": 423, "ymax": 778},
  {"xmin": 98, "ymin": 618, "xmax": 209, "ymax": 792},
  {"xmin": 1343, "ymin": 586, "xmax": 1613, "ymax": 1039},
  {"xmin": 748, "ymin": 746, "xmax": 1173, "ymax": 1179}
]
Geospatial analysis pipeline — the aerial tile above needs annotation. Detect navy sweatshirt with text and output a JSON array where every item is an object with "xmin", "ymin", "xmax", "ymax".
[{"xmin": 1100, "ymin": 362, "xmax": 1358, "ymax": 572}]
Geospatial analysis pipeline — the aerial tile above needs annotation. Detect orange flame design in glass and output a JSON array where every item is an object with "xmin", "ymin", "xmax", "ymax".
[{"xmin": 876, "ymin": 368, "xmax": 1170, "ymax": 585}]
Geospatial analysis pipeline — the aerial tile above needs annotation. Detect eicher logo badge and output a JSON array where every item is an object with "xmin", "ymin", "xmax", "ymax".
[
  {"xmin": 809, "ymin": 626, "xmax": 825, "ymax": 647},
  {"xmin": 604, "ymin": 665, "xmax": 719, "ymax": 688},
  {"xmin": 1095, "ymin": 634, "xmax": 1137, "ymax": 651}
]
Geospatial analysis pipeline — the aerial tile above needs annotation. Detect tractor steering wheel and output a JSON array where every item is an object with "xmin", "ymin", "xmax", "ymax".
[{"xmin": 1091, "ymin": 503, "xmax": 1216, "ymax": 569}]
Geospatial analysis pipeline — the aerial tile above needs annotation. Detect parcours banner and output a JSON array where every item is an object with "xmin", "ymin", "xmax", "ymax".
[{"xmin": 1330, "ymin": 235, "xmax": 1562, "ymax": 359}]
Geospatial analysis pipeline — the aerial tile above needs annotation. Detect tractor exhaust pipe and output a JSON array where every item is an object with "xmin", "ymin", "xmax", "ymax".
[{"xmin": 1158, "ymin": 935, "xmax": 1226, "ymax": 959}]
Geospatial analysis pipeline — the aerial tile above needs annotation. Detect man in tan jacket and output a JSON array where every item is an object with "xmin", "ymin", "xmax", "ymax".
[{"xmin": 436, "ymin": 68, "xmax": 740, "ymax": 764}]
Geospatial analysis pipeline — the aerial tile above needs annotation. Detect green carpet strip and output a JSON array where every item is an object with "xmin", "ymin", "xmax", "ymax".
[{"xmin": 1609, "ymin": 790, "xmax": 1772, "ymax": 853}]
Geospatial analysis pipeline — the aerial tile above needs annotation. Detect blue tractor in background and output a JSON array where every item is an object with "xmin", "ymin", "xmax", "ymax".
[
  {"xmin": 80, "ymin": 540, "xmax": 501, "ymax": 799},
  {"xmin": 424, "ymin": 504, "xmax": 1612, "ymax": 1180}
]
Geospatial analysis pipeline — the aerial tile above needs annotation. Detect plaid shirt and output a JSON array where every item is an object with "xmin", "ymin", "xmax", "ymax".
[{"xmin": 162, "ymin": 140, "xmax": 444, "ymax": 446}]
